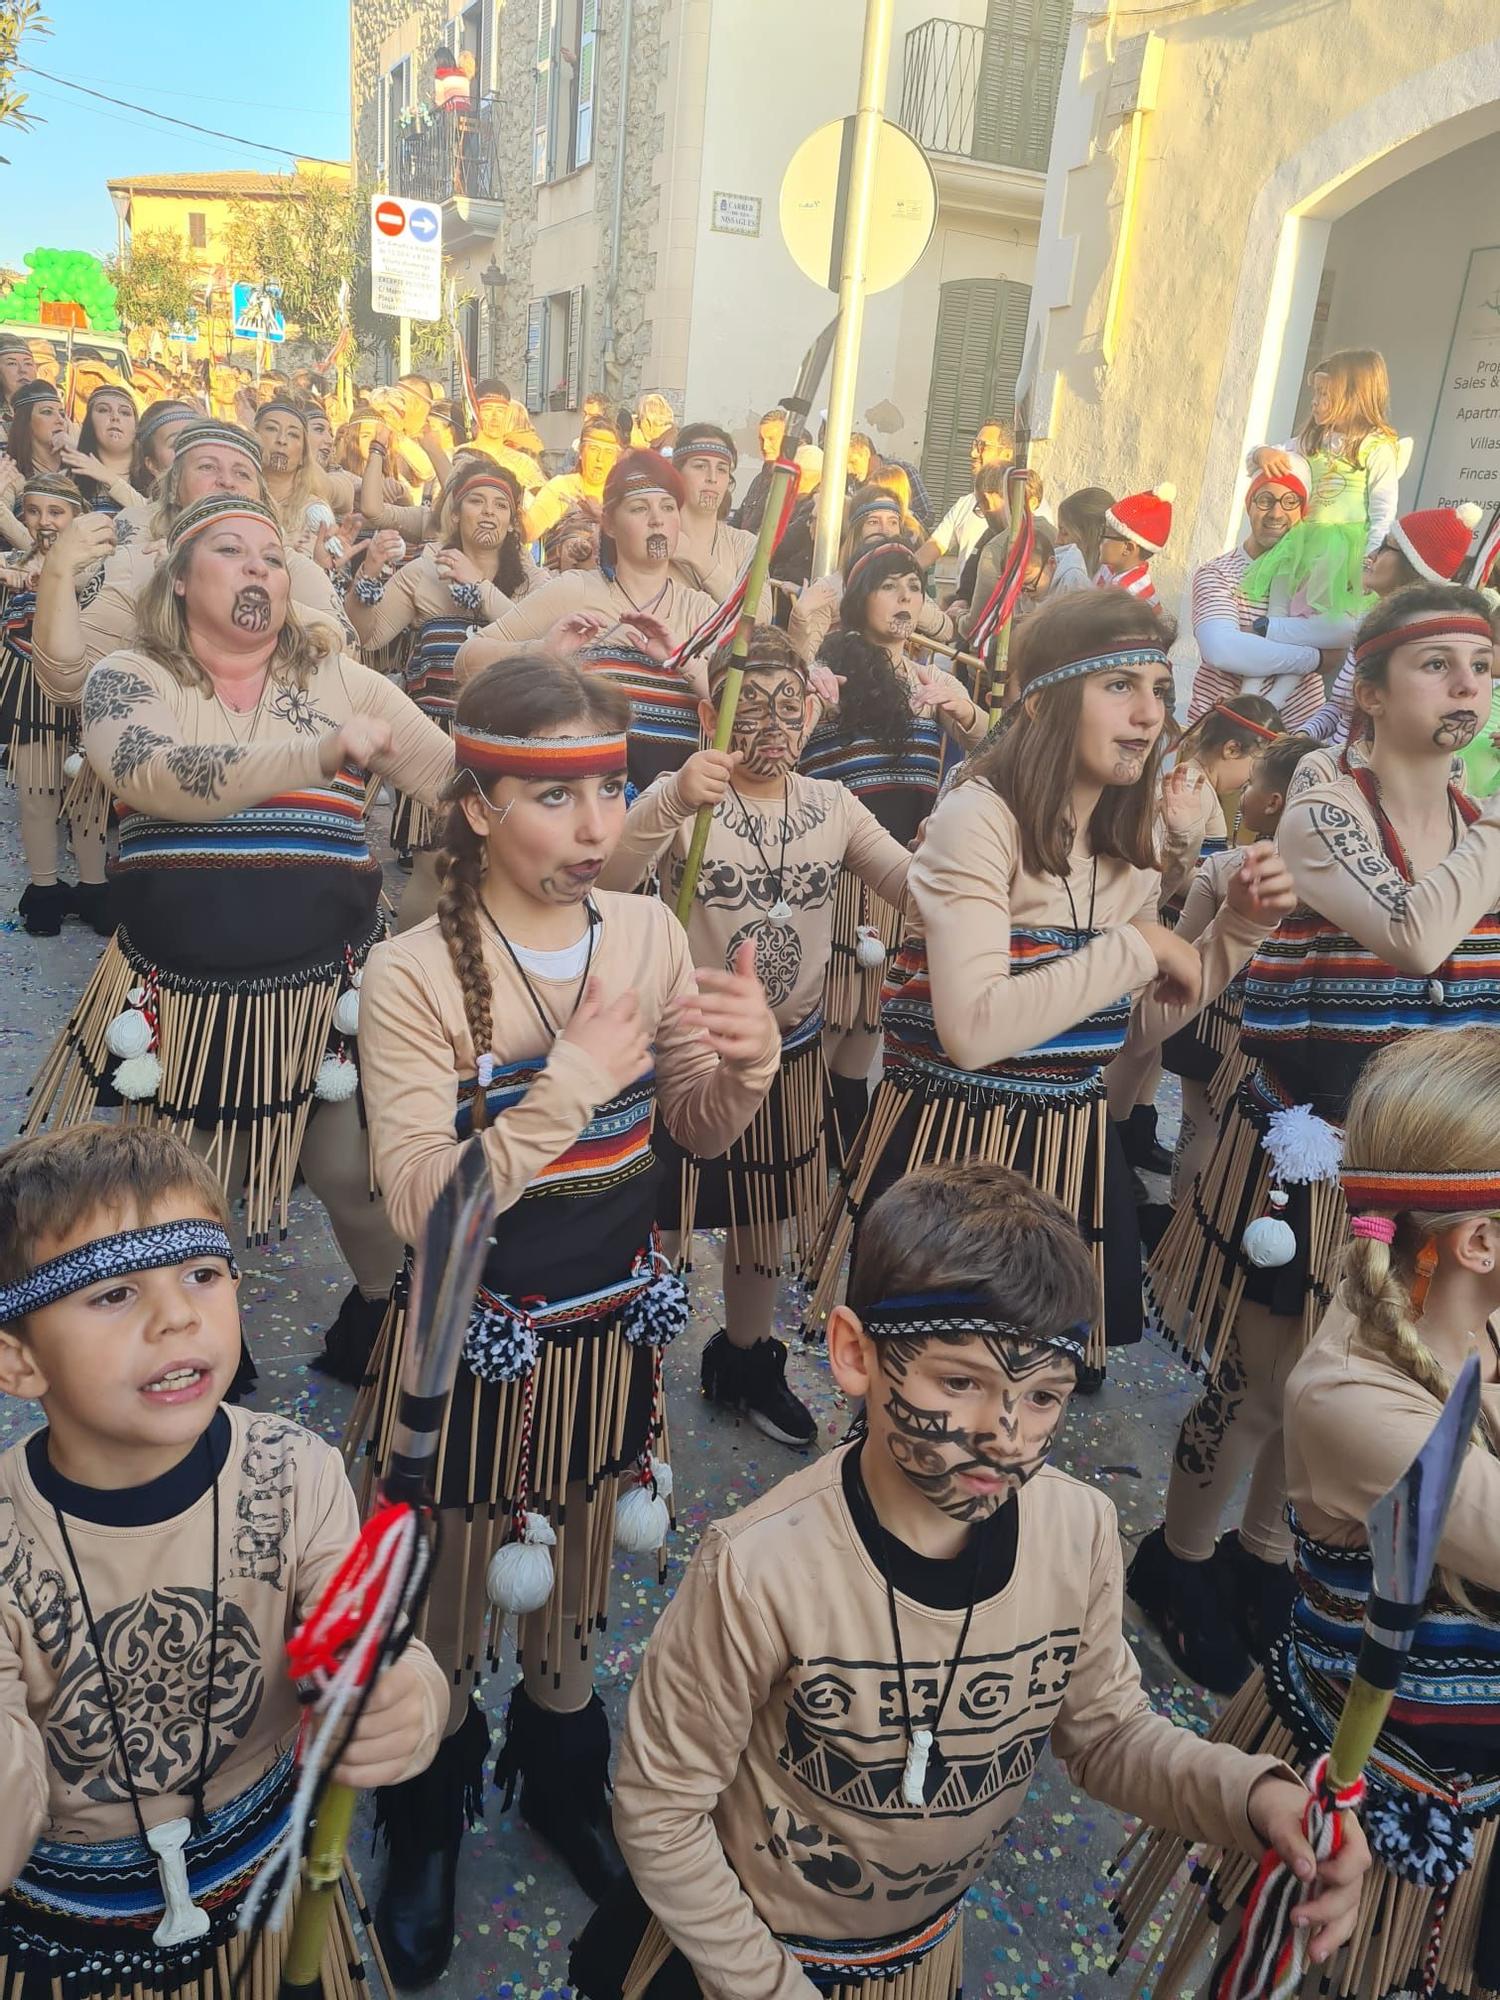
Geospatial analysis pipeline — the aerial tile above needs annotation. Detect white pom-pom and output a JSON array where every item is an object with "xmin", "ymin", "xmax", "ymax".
[
  {"xmin": 1242, "ymin": 1215, "xmax": 1297, "ymax": 1268},
  {"xmin": 314, "ymin": 1052, "xmax": 359, "ymax": 1101},
  {"xmin": 1458, "ymin": 502, "xmax": 1484, "ymax": 532},
  {"xmin": 1263, "ymin": 1103, "xmax": 1343, "ymax": 1185},
  {"xmin": 332, "ymin": 988, "xmax": 360, "ymax": 1037},
  {"xmin": 63, "ymin": 749, "xmax": 85, "ymax": 781},
  {"xmin": 126, "ymin": 986, "xmax": 147, "ymax": 1006},
  {"xmin": 614, "ymin": 1482, "xmax": 670, "ymax": 1553},
  {"xmin": 113, "ymin": 1052, "xmax": 162, "ymax": 1101},
  {"xmin": 304, "ymin": 501, "xmax": 336, "ymax": 532},
  {"xmin": 1154, "ymin": 483, "xmax": 1177, "ymax": 503},
  {"xmin": 486, "ymin": 1512, "xmax": 556, "ymax": 1613},
  {"xmin": 104, "ymin": 1007, "xmax": 153, "ymax": 1059},
  {"xmin": 855, "ymin": 925, "xmax": 887, "ymax": 970},
  {"xmin": 647, "ymin": 1456, "xmax": 673, "ymax": 1500}
]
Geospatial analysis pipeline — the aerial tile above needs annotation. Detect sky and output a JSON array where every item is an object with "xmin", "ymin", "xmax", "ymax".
[{"xmin": 0, "ymin": 0, "xmax": 350, "ymax": 268}]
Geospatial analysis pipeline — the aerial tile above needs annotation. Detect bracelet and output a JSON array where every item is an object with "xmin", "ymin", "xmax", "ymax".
[
  {"xmin": 369, "ymin": 443, "xmax": 386, "ymax": 460},
  {"xmin": 448, "ymin": 579, "xmax": 483, "ymax": 613},
  {"xmin": 353, "ymin": 574, "xmax": 385, "ymax": 604}
]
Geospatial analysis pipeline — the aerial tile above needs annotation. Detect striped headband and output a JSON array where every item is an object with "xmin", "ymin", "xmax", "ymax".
[
  {"xmin": 1025, "ymin": 645, "xmax": 1171, "ymax": 697},
  {"xmin": 860, "ymin": 1289, "xmax": 1088, "ymax": 1364},
  {"xmin": 454, "ymin": 725, "xmax": 629, "ymax": 784},
  {"xmin": 10, "ymin": 381, "xmax": 60, "ymax": 411},
  {"xmin": 137, "ymin": 400, "xmax": 196, "ymax": 444},
  {"xmin": 1212, "ymin": 702, "xmax": 1279, "ymax": 741},
  {"xmin": 675, "ymin": 438, "xmax": 735, "ymax": 465},
  {"xmin": 168, "ymin": 494, "xmax": 281, "ymax": 553},
  {"xmin": 255, "ymin": 400, "xmax": 309, "ymax": 429},
  {"xmin": 844, "ymin": 539, "xmax": 920, "ymax": 591},
  {"xmin": 172, "ymin": 419, "xmax": 262, "ymax": 466},
  {"xmin": 84, "ymin": 381, "xmax": 134, "ymax": 406},
  {"xmin": 1353, "ymin": 614, "xmax": 1493, "ymax": 668},
  {"xmin": 0, "ymin": 1220, "xmax": 238, "ymax": 1324},
  {"xmin": 21, "ymin": 474, "xmax": 84, "ymax": 510},
  {"xmin": 848, "ymin": 494, "xmax": 902, "ymax": 527},
  {"xmin": 1341, "ymin": 1168, "xmax": 1500, "ymax": 1215}
]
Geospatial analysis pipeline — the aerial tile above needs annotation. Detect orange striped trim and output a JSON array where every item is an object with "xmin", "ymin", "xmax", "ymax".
[{"xmin": 453, "ymin": 726, "xmax": 628, "ymax": 783}]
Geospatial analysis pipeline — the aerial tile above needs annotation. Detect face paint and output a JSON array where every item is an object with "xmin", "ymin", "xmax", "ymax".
[
  {"xmin": 231, "ymin": 586, "xmax": 273, "ymax": 632},
  {"xmin": 1434, "ymin": 711, "xmax": 1480, "ymax": 749},
  {"xmin": 645, "ymin": 531, "xmax": 670, "ymax": 562},
  {"xmin": 727, "ymin": 671, "xmax": 807, "ymax": 777}
]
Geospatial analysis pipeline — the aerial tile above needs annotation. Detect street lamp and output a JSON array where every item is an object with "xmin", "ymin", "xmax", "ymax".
[
  {"xmin": 480, "ymin": 256, "xmax": 504, "ymax": 369},
  {"xmin": 109, "ymin": 186, "xmax": 131, "ymax": 268}
]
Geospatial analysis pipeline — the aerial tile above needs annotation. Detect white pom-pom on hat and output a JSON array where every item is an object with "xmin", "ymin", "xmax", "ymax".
[
  {"xmin": 487, "ymin": 1512, "xmax": 556, "ymax": 1613},
  {"xmin": 1459, "ymin": 503, "xmax": 1484, "ymax": 532},
  {"xmin": 1154, "ymin": 483, "xmax": 1177, "ymax": 503},
  {"xmin": 104, "ymin": 1007, "xmax": 154, "ymax": 1060},
  {"xmin": 1262, "ymin": 1103, "xmax": 1343, "ymax": 1186}
]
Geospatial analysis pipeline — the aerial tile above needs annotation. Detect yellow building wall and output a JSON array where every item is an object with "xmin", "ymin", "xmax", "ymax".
[
  {"xmin": 1027, "ymin": 4, "xmax": 1500, "ymax": 610},
  {"xmin": 124, "ymin": 192, "xmax": 244, "ymax": 276}
]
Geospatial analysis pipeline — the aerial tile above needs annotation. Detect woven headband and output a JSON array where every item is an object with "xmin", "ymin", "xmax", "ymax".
[
  {"xmin": 10, "ymin": 381, "xmax": 60, "ymax": 411},
  {"xmin": 168, "ymin": 494, "xmax": 282, "ymax": 553},
  {"xmin": 860, "ymin": 1288, "xmax": 1088, "ymax": 1364},
  {"xmin": 21, "ymin": 474, "xmax": 84, "ymax": 509},
  {"xmin": 1212, "ymin": 702, "xmax": 1279, "ymax": 741},
  {"xmin": 844, "ymin": 539, "xmax": 920, "ymax": 591},
  {"xmin": 255, "ymin": 400, "xmax": 309, "ymax": 430},
  {"xmin": 1025, "ymin": 645, "xmax": 1171, "ymax": 697},
  {"xmin": 675, "ymin": 438, "xmax": 735, "ymax": 466},
  {"xmin": 608, "ymin": 480, "xmax": 673, "ymax": 506},
  {"xmin": 848, "ymin": 494, "xmax": 903, "ymax": 528},
  {"xmin": 1353, "ymin": 614, "xmax": 1493, "ymax": 668},
  {"xmin": 0, "ymin": 1220, "xmax": 237, "ymax": 1324},
  {"xmin": 454, "ymin": 725, "xmax": 628, "ymax": 784},
  {"xmin": 447, "ymin": 471, "xmax": 516, "ymax": 503},
  {"xmin": 173, "ymin": 420, "xmax": 262, "ymax": 466},
  {"xmin": 1341, "ymin": 1168, "xmax": 1500, "ymax": 1215},
  {"xmin": 84, "ymin": 382, "xmax": 133, "ymax": 406},
  {"xmin": 137, "ymin": 401, "xmax": 196, "ymax": 444}
]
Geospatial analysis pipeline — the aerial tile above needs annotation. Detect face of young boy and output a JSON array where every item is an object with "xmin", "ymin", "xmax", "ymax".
[
  {"xmin": 725, "ymin": 667, "xmax": 813, "ymax": 778},
  {"xmin": 0, "ymin": 1198, "xmax": 241, "ymax": 1485},
  {"xmin": 866, "ymin": 1331, "xmax": 1077, "ymax": 1523}
]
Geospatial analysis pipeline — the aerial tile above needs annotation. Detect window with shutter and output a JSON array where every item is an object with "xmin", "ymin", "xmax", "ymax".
[
  {"xmin": 533, "ymin": 0, "xmax": 556, "ymax": 185},
  {"xmin": 973, "ymin": 0, "xmax": 1070, "ymax": 172},
  {"xmin": 575, "ymin": 0, "xmax": 598, "ymax": 168},
  {"xmin": 566, "ymin": 285, "xmax": 586, "ymax": 408},
  {"xmin": 919, "ymin": 277, "xmax": 1031, "ymax": 510},
  {"xmin": 525, "ymin": 298, "xmax": 547, "ymax": 412}
]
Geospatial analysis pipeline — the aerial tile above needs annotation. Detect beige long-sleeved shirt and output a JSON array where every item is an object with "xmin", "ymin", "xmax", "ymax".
[
  {"xmin": 344, "ymin": 544, "xmax": 516, "ymax": 652},
  {"xmin": 0, "ymin": 1406, "xmax": 446, "ymax": 1888},
  {"xmin": 599, "ymin": 768, "xmax": 911, "ymax": 1031},
  {"xmin": 453, "ymin": 566, "xmax": 723, "ymax": 689},
  {"xmin": 614, "ymin": 1446, "xmax": 1288, "ymax": 2000},
  {"xmin": 1278, "ymin": 770, "xmax": 1500, "ymax": 977},
  {"xmin": 1157, "ymin": 756, "xmax": 1230, "ymax": 907},
  {"xmin": 670, "ymin": 517, "xmax": 758, "ymax": 603},
  {"xmin": 907, "ymin": 780, "xmax": 1267, "ymax": 1076},
  {"xmin": 358, "ymin": 894, "xmax": 781, "ymax": 1245}
]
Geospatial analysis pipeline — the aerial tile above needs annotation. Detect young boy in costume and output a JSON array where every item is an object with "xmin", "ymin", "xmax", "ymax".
[
  {"xmin": 1095, "ymin": 484, "xmax": 1174, "ymax": 609},
  {"xmin": 578, "ymin": 1161, "xmax": 1368, "ymax": 2000},
  {"xmin": 0, "ymin": 1124, "xmax": 447, "ymax": 1999}
]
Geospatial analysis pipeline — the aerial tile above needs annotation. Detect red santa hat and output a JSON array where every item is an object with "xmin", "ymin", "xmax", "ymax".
[
  {"xmin": 1388, "ymin": 503, "xmax": 1483, "ymax": 585},
  {"xmin": 1105, "ymin": 483, "xmax": 1175, "ymax": 555}
]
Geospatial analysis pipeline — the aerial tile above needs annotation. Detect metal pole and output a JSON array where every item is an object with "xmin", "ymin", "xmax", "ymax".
[
  {"xmin": 399, "ymin": 316, "xmax": 412, "ymax": 377},
  {"xmin": 811, "ymin": 0, "xmax": 895, "ymax": 581}
]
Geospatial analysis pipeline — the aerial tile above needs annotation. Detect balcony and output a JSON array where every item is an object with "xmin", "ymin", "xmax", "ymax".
[
  {"xmin": 899, "ymin": 16, "xmax": 1065, "ymax": 223},
  {"xmin": 392, "ymin": 96, "xmax": 504, "ymax": 248}
]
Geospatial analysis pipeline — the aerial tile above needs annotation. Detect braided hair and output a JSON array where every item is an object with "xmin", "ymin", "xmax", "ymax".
[{"xmin": 435, "ymin": 655, "xmax": 631, "ymax": 1130}]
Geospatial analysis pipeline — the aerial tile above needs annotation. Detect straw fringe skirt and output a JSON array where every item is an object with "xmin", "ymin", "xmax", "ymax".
[
  {"xmin": 1111, "ymin": 1669, "xmax": 1500, "ymax": 2000},
  {"xmin": 0, "ymin": 639, "xmax": 72, "ymax": 793},
  {"xmin": 824, "ymin": 869, "xmax": 904, "ymax": 1037},
  {"xmin": 616, "ymin": 1908, "xmax": 963, "ymax": 2000}
]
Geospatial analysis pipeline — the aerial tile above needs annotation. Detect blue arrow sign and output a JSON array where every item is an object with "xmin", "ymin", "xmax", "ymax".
[{"xmin": 407, "ymin": 205, "xmax": 440, "ymax": 244}]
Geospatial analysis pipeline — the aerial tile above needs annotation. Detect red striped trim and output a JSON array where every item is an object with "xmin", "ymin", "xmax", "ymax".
[
  {"xmin": 453, "ymin": 727, "xmax": 628, "ymax": 783},
  {"xmin": 1212, "ymin": 702, "xmax": 1279, "ymax": 741},
  {"xmin": 1341, "ymin": 1168, "xmax": 1500, "ymax": 1213},
  {"xmin": 1352, "ymin": 614, "xmax": 1492, "ymax": 667}
]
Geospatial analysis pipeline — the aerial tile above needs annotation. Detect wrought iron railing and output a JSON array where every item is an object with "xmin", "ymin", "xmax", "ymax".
[
  {"xmin": 393, "ymin": 95, "xmax": 503, "ymax": 204},
  {"xmin": 899, "ymin": 15, "xmax": 1066, "ymax": 175}
]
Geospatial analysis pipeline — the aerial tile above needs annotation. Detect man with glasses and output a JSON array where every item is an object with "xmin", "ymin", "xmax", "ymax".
[{"xmin": 1187, "ymin": 447, "xmax": 1329, "ymax": 725}]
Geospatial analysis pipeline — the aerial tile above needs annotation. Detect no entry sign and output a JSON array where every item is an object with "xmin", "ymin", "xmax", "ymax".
[{"xmin": 369, "ymin": 194, "xmax": 443, "ymax": 321}]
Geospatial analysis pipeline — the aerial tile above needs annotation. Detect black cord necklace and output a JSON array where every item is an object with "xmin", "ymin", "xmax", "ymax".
[
  {"xmin": 729, "ymin": 779, "xmax": 793, "ymax": 923},
  {"xmin": 481, "ymin": 900, "xmax": 599, "ymax": 1040},
  {"xmin": 872, "ymin": 1511, "xmax": 982, "ymax": 1810},
  {"xmin": 1061, "ymin": 851, "xmax": 1099, "ymax": 937},
  {"xmin": 51, "ymin": 1431, "xmax": 221, "ymax": 1940}
]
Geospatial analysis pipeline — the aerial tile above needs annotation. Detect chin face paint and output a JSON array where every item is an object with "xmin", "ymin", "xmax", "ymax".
[
  {"xmin": 231, "ymin": 586, "xmax": 273, "ymax": 632},
  {"xmin": 1434, "ymin": 711, "xmax": 1480, "ymax": 749},
  {"xmin": 645, "ymin": 531, "xmax": 670, "ymax": 562}
]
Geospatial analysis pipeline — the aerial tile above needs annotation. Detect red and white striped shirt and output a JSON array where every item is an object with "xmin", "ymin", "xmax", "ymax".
[
  {"xmin": 1095, "ymin": 560, "xmax": 1160, "ymax": 609},
  {"xmin": 1187, "ymin": 545, "xmax": 1324, "ymax": 726}
]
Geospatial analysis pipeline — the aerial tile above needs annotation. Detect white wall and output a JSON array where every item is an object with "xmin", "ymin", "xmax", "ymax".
[{"xmin": 1312, "ymin": 128, "xmax": 1500, "ymax": 508}]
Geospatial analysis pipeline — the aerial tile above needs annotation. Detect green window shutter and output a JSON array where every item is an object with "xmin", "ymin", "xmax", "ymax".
[
  {"xmin": 973, "ymin": 0, "xmax": 1070, "ymax": 172},
  {"xmin": 575, "ymin": 0, "xmax": 598, "ymax": 168},
  {"xmin": 533, "ymin": 0, "xmax": 556, "ymax": 185},
  {"xmin": 525, "ymin": 298, "xmax": 547, "ymax": 412},
  {"xmin": 919, "ymin": 277, "xmax": 1032, "ymax": 510},
  {"xmin": 566, "ymin": 284, "xmax": 586, "ymax": 408}
]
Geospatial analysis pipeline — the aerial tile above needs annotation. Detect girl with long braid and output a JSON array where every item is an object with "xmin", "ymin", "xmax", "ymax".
[
  {"xmin": 354, "ymin": 656, "xmax": 778, "ymax": 1987},
  {"xmin": 1117, "ymin": 1024, "xmax": 1500, "ymax": 2000}
]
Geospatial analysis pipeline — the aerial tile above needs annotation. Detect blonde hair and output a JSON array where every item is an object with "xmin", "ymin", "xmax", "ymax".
[
  {"xmin": 133, "ymin": 533, "xmax": 334, "ymax": 695},
  {"xmin": 1300, "ymin": 347, "xmax": 1395, "ymax": 462},
  {"xmin": 869, "ymin": 462, "xmax": 921, "ymax": 540},
  {"xmin": 1341, "ymin": 1026, "xmax": 1500, "ymax": 1608},
  {"xmin": 148, "ymin": 451, "xmax": 274, "ymax": 544}
]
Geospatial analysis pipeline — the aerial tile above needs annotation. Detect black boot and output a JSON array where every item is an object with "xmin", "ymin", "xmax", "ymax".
[
  {"xmin": 69, "ymin": 880, "xmax": 115, "ymax": 937},
  {"xmin": 1215, "ymin": 1532, "xmax": 1297, "ymax": 1663},
  {"xmin": 1127, "ymin": 1525, "xmax": 1252, "ymax": 1695},
  {"xmin": 19, "ymin": 881, "xmax": 71, "ymax": 937},
  {"xmin": 495, "ymin": 1684, "xmax": 627, "ymax": 1905},
  {"xmin": 374, "ymin": 1696, "xmax": 489, "ymax": 1986},
  {"xmin": 701, "ymin": 1328, "xmax": 817, "ymax": 1447},
  {"xmin": 827, "ymin": 1072, "xmax": 870, "ymax": 1165},
  {"xmin": 309, "ymin": 1284, "xmax": 388, "ymax": 1386},
  {"xmin": 1119, "ymin": 1104, "xmax": 1172, "ymax": 1176}
]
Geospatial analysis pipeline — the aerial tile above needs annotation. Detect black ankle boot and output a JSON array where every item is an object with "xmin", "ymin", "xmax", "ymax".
[
  {"xmin": 701, "ymin": 1328, "xmax": 817, "ymax": 1447},
  {"xmin": 69, "ymin": 881, "xmax": 115, "ymax": 937},
  {"xmin": 827, "ymin": 1072, "xmax": 870, "ymax": 1164},
  {"xmin": 19, "ymin": 881, "xmax": 71, "ymax": 937},
  {"xmin": 374, "ymin": 1696, "xmax": 489, "ymax": 1986},
  {"xmin": 495, "ymin": 1684, "xmax": 627, "ymax": 1905},
  {"xmin": 309, "ymin": 1285, "xmax": 388, "ymax": 1386},
  {"xmin": 1215, "ymin": 1533, "xmax": 1297, "ymax": 1663},
  {"xmin": 1128, "ymin": 1525, "xmax": 1252, "ymax": 1695},
  {"xmin": 1119, "ymin": 1104, "xmax": 1172, "ymax": 1176}
]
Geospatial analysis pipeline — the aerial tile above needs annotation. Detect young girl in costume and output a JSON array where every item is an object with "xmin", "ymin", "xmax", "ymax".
[
  {"xmin": 1243, "ymin": 347, "xmax": 1408, "ymax": 619},
  {"xmin": 354, "ymin": 656, "xmax": 778, "ymax": 1983},
  {"xmin": 1116, "ymin": 1024, "xmax": 1500, "ymax": 2000},
  {"xmin": 806, "ymin": 589, "xmax": 1297, "ymax": 1385},
  {"xmin": 0, "ymin": 1123, "xmax": 446, "ymax": 2000},
  {"xmin": 803, "ymin": 542, "xmax": 988, "ymax": 1152},
  {"xmin": 601, "ymin": 624, "xmax": 915, "ymax": 1450},
  {"xmin": 1134, "ymin": 583, "xmax": 1500, "ymax": 1698}
]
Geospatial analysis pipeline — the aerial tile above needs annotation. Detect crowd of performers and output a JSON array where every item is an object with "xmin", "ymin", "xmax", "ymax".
[{"xmin": 3, "ymin": 334, "xmax": 1500, "ymax": 1999}]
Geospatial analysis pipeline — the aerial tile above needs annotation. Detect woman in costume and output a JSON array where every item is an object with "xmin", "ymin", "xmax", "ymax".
[
  {"xmin": 1133, "ymin": 583, "xmax": 1500, "ymax": 1697},
  {"xmin": 789, "ymin": 487, "xmax": 953, "ymax": 664},
  {"xmin": 353, "ymin": 655, "xmax": 778, "ymax": 1983},
  {"xmin": 806, "ymin": 589, "xmax": 1296, "ymax": 1387},
  {"xmin": 1116, "ymin": 1023, "xmax": 1500, "ymax": 2000},
  {"xmin": 801, "ymin": 541, "xmax": 988, "ymax": 1152},
  {"xmin": 24, "ymin": 494, "xmax": 453, "ymax": 1343},
  {"xmin": 59, "ymin": 383, "xmax": 145, "ymax": 517}
]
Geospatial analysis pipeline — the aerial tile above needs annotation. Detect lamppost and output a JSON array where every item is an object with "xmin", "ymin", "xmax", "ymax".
[
  {"xmin": 480, "ymin": 255, "xmax": 504, "ymax": 373},
  {"xmin": 109, "ymin": 186, "xmax": 131, "ymax": 268}
]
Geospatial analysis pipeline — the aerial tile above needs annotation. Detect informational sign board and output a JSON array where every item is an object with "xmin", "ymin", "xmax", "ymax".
[
  {"xmin": 370, "ymin": 194, "xmax": 443, "ymax": 321},
  {"xmin": 711, "ymin": 191, "xmax": 762, "ymax": 238},
  {"xmin": 231, "ymin": 281, "xmax": 285, "ymax": 342},
  {"xmin": 779, "ymin": 118, "xmax": 937, "ymax": 296},
  {"xmin": 1417, "ymin": 244, "xmax": 1500, "ymax": 511}
]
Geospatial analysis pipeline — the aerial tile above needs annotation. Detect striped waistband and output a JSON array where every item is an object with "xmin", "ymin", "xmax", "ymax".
[{"xmin": 779, "ymin": 1899, "xmax": 961, "ymax": 1980}]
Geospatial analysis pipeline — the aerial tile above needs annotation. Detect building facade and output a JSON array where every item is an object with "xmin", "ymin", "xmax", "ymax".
[
  {"xmin": 1023, "ymin": 4, "xmax": 1500, "ymax": 615},
  {"xmin": 350, "ymin": 0, "xmax": 1066, "ymax": 499}
]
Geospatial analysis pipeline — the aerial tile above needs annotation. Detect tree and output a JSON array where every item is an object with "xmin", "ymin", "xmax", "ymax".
[
  {"xmin": 105, "ymin": 230, "xmax": 197, "ymax": 334},
  {"xmin": 225, "ymin": 172, "xmax": 362, "ymax": 348},
  {"xmin": 0, "ymin": 0, "xmax": 48, "ymax": 133}
]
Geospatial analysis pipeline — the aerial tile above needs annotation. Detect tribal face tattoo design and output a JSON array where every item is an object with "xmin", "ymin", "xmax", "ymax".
[
  {"xmin": 874, "ymin": 1332, "xmax": 1076, "ymax": 1523},
  {"xmin": 230, "ymin": 586, "xmax": 273, "ymax": 632},
  {"xmin": 728, "ymin": 670, "xmax": 810, "ymax": 777},
  {"xmin": 645, "ymin": 531, "xmax": 671, "ymax": 561}
]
